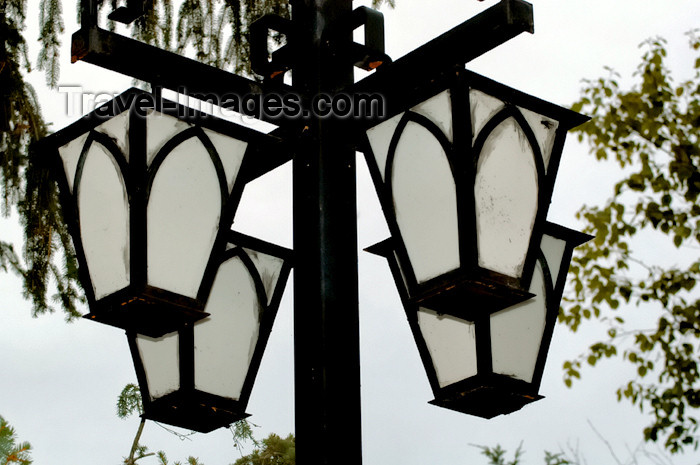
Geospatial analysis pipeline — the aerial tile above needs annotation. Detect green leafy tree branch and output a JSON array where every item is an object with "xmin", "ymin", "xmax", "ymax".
[
  {"xmin": 232, "ymin": 433, "xmax": 295, "ymax": 465},
  {"xmin": 0, "ymin": 415, "xmax": 32, "ymax": 465},
  {"xmin": 562, "ymin": 31, "xmax": 700, "ymax": 453}
]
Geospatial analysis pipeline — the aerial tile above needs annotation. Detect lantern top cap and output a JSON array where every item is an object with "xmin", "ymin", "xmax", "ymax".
[
  {"xmin": 36, "ymin": 87, "xmax": 284, "ymax": 152},
  {"xmin": 462, "ymin": 70, "xmax": 590, "ymax": 130},
  {"xmin": 36, "ymin": 87, "xmax": 143, "ymax": 150},
  {"xmin": 368, "ymin": 67, "xmax": 590, "ymax": 131},
  {"xmin": 33, "ymin": 87, "xmax": 291, "ymax": 184}
]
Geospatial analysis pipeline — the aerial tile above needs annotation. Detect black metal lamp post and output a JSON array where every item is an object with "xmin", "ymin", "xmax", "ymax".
[
  {"xmin": 35, "ymin": 1, "xmax": 590, "ymax": 464},
  {"xmin": 289, "ymin": 2, "xmax": 362, "ymax": 463}
]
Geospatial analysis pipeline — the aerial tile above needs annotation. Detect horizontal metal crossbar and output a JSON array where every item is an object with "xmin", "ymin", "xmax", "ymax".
[
  {"xmin": 350, "ymin": 0, "xmax": 534, "ymax": 97},
  {"xmin": 71, "ymin": 26, "xmax": 296, "ymax": 127}
]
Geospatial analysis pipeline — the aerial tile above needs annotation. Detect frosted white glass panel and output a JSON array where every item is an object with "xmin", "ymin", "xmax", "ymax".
[
  {"xmin": 490, "ymin": 262, "xmax": 547, "ymax": 382},
  {"xmin": 392, "ymin": 121, "xmax": 460, "ymax": 283},
  {"xmin": 475, "ymin": 118, "xmax": 538, "ymax": 278},
  {"xmin": 59, "ymin": 132, "xmax": 89, "ymax": 194},
  {"xmin": 137, "ymin": 332, "xmax": 180, "ymax": 400},
  {"xmin": 418, "ymin": 308, "xmax": 477, "ymax": 387},
  {"xmin": 147, "ymin": 137, "xmax": 221, "ymax": 298},
  {"xmin": 366, "ymin": 112, "xmax": 404, "ymax": 182},
  {"xmin": 242, "ymin": 248, "xmax": 284, "ymax": 305},
  {"xmin": 202, "ymin": 128, "xmax": 248, "ymax": 194},
  {"xmin": 540, "ymin": 233, "xmax": 567, "ymax": 289},
  {"xmin": 470, "ymin": 89, "xmax": 505, "ymax": 143},
  {"xmin": 95, "ymin": 110, "xmax": 130, "ymax": 160},
  {"xmin": 194, "ymin": 257, "xmax": 260, "ymax": 399},
  {"xmin": 146, "ymin": 110, "xmax": 193, "ymax": 167},
  {"xmin": 411, "ymin": 90, "xmax": 453, "ymax": 143},
  {"xmin": 78, "ymin": 142, "xmax": 130, "ymax": 299},
  {"xmin": 519, "ymin": 107, "xmax": 558, "ymax": 172}
]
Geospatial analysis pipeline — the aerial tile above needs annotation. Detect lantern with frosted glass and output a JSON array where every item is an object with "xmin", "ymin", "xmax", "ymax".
[
  {"xmin": 363, "ymin": 69, "xmax": 588, "ymax": 320},
  {"xmin": 128, "ymin": 231, "xmax": 292, "ymax": 432},
  {"xmin": 369, "ymin": 222, "xmax": 589, "ymax": 418},
  {"xmin": 39, "ymin": 88, "xmax": 287, "ymax": 337}
]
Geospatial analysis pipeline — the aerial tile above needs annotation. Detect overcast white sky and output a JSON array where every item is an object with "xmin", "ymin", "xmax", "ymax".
[{"xmin": 2, "ymin": 0, "xmax": 700, "ymax": 464}]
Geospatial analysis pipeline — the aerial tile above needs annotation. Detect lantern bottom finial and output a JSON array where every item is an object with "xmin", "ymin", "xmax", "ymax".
[
  {"xmin": 429, "ymin": 375, "xmax": 544, "ymax": 419},
  {"xmin": 85, "ymin": 286, "xmax": 210, "ymax": 338},
  {"xmin": 143, "ymin": 391, "xmax": 250, "ymax": 433},
  {"xmin": 413, "ymin": 271, "xmax": 534, "ymax": 321}
]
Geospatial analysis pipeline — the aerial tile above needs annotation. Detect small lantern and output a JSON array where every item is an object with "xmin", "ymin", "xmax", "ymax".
[
  {"xmin": 369, "ymin": 222, "xmax": 589, "ymax": 418},
  {"xmin": 362, "ymin": 69, "xmax": 588, "ymax": 320},
  {"xmin": 38, "ymin": 88, "xmax": 287, "ymax": 337},
  {"xmin": 127, "ymin": 231, "xmax": 292, "ymax": 432}
]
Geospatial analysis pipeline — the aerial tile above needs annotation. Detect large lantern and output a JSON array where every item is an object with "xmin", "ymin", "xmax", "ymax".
[
  {"xmin": 362, "ymin": 69, "xmax": 588, "ymax": 320},
  {"xmin": 38, "ymin": 88, "xmax": 287, "ymax": 337},
  {"xmin": 127, "ymin": 231, "xmax": 292, "ymax": 432},
  {"xmin": 369, "ymin": 222, "xmax": 589, "ymax": 418}
]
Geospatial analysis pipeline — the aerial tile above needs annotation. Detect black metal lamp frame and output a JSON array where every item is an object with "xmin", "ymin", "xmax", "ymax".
[
  {"xmin": 369, "ymin": 222, "xmax": 590, "ymax": 418},
  {"xmin": 361, "ymin": 70, "xmax": 589, "ymax": 320},
  {"xmin": 40, "ymin": 88, "xmax": 288, "ymax": 337},
  {"xmin": 127, "ymin": 231, "xmax": 293, "ymax": 433}
]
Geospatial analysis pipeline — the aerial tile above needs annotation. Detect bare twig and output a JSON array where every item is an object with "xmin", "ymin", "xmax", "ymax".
[
  {"xmin": 587, "ymin": 420, "xmax": 623, "ymax": 465},
  {"xmin": 154, "ymin": 421, "xmax": 197, "ymax": 441}
]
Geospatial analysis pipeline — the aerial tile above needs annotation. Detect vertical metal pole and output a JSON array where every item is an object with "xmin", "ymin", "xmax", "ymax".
[
  {"xmin": 80, "ymin": 0, "xmax": 98, "ymax": 28},
  {"xmin": 292, "ymin": 1, "xmax": 361, "ymax": 465}
]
